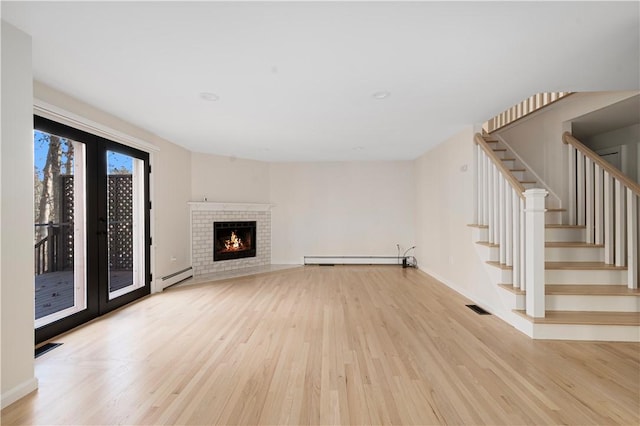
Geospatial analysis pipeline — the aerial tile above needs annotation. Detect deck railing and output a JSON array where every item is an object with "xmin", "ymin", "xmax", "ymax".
[
  {"xmin": 563, "ymin": 132, "xmax": 639, "ymax": 288},
  {"xmin": 474, "ymin": 134, "xmax": 547, "ymax": 317},
  {"xmin": 34, "ymin": 222, "xmax": 71, "ymax": 275}
]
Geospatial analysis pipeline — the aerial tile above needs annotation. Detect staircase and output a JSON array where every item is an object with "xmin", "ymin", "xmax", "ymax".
[{"xmin": 471, "ymin": 133, "xmax": 640, "ymax": 342}]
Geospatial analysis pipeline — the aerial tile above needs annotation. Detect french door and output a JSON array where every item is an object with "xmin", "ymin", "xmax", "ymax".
[{"xmin": 34, "ymin": 116, "xmax": 150, "ymax": 344}]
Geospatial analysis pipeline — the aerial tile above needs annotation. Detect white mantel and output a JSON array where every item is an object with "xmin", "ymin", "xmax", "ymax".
[{"xmin": 188, "ymin": 202, "xmax": 273, "ymax": 212}]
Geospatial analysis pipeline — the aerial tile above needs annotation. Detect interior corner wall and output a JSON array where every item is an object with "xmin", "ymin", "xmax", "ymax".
[
  {"xmin": 1, "ymin": 21, "xmax": 38, "ymax": 408},
  {"xmin": 269, "ymin": 161, "xmax": 415, "ymax": 264},
  {"xmin": 33, "ymin": 82, "xmax": 192, "ymax": 289},
  {"xmin": 190, "ymin": 152, "xmax": 270, "ymax": 203},
  {"xmin": 414, "ymin": 127, "xmax": 501, "ymax": 313},
  {"xmin": 495, "ymin": 91, "xmax": 639, "ymax": 207}
]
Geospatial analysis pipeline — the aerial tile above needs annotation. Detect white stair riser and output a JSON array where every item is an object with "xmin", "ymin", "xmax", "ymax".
[
  {"xmin": 498, "ymin": 288, "xmax": 525, "ymax": 310},
  {"xmin": 522, "ymin": 182, "xmax": 537, "ymax": 189},
  {"xmin": 545, "ymin": 269, "xmax": 627, "ymax": 285},
  {"xmin": 487, "ymin": 267, "xmax": 512, "ymax": 284},
  {"xmin": 501, "ymin": 159, "xmax": 515, "ymax": 168},
  {"xmin": 545, "ymin": 227, "xmax": 585, "ymax": 242},
  {"xmin": 511, "ymin": 170, "xmax": 525, "ymax": 180},
  {"xmin": 493, "ymin": 150, "xmax": 506, "ymax": 159},
  {"xmin": 476, "ymin": 244, "xmax": 499, "ymax": 261},
  {"xmin": 531, "ymin": 324, "xmax": 640, "ymax": 342},
  {"xmin": 546, "ymin": 295, "xmax": 640, "ymax": 312},
  {"xmin": 545, "ymin": 247, "xmax": 603, "ymax": 262},
  {"xmin": 472, "ymin": 227, "xmax": 488, "ymax": 242},
  {"xmin": 545, "ymin": 211, "xmax": 563, "ymax": 225}
]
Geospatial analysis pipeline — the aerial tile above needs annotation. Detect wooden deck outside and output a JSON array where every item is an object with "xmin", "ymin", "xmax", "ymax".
[{"xmin": 35, "ymin": 270, "xmax": 133, "ymax": 319}]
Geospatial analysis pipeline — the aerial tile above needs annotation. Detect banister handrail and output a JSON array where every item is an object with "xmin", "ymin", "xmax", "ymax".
[
  {"xmin": 474, "ymin": 133, "xmax": 526, "ymax": 198},
  {"xmin": 563, "ymin": 132, "xmax": 640, "ymax": 196}
]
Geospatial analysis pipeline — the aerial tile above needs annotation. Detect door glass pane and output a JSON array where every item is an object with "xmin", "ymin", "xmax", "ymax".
[
  {"xmin": 34, "ymin": 130, "xmax": 86, "ymax": 327},
  {"xmin": 107, "ymin": 151, "xmax": 145, "ymax": 299}
]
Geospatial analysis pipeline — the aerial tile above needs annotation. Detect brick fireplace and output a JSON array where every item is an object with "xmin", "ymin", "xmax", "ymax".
[{"xmin": 189, "ymin": 202, "xmax": 271, "ymax": 276}]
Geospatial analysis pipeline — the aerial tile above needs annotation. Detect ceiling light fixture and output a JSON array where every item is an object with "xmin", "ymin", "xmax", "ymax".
[
  {"xmin": 372, "ymin": 91, "xmax": 391, "ymax": 100},
  {"xmin": 199, "ymin": 92, "xmax": 219, "ymax": 102}
]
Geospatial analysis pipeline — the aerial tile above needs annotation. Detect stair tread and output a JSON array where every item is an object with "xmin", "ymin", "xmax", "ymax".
[
  {"xmin": 498, "ymin": 284, "xmax": 525, "ymax": 295},
  {"xmin": 493, "ymin": 148, "xmax": 507, "ymax": 152},
  {"xmin": 546, "ymin": 208, "xmax": 567, "ymax": 212},
  {"xmin": 520, "ymin": 180, "xmax": 536, "ymax": 184},
  {"xmin": 513, "ymin": 310, "xmax": 640, "ymax": 326},
  {"xmin": 486, "ymin": 261, "xmax": 512, "ymax": 270},
  {"xmin": 545, "ymin": 261, "xmax": 627, "ymax": 270},
  {"xmin": 510, "ymin": 168, "xmax": 526, "ymax": 172},
  {"xmin": 546, "ymin": 224, "xmax": 586, "ymax": 229},
  {"xmin": 545, "ymin": 241, "xmax": 604, "ymax": 248},
  {"xmin": 501, "ymin": 158, "xmax": 516, "ymax": 161},
  {"xmin": 467, "ymin": 224, "xmax": 488, "ymax": 229},
  {"xmin": 476, "ymin": 241, "xmax": 499, "ymax": 247},
  {"xmin": 546, "ymin": 285, "xmax": 640, "ymax": 296}
]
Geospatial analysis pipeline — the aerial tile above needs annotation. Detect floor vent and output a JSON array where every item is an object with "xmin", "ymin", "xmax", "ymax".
[
  {"xmin": 466, "ymin": 304, "xmax": 491, "ymax": 315},
  {"xmin": 35, "ymin": 342, "xmax": 62, "ymax": 358}
]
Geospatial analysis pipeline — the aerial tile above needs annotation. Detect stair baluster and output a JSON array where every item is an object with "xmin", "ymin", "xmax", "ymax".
[{"xmin": 563, "ymin": 132, "xmax": 639, "ymax": 289}]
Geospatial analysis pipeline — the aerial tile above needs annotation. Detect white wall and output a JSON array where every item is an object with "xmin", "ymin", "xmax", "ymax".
[
  {"xmin": 495, "ymin": 91, "xmax": 639, "ymax": 209},
  {"xmin": 414, "ymin": 127, "xmax": 506, "ymax": 315},
  {"xmin": 1, "ymin": 21, "xmax": 38, "ymax": 408},
  {"xmin": 584, "ymin": 123, "xmax": 640, "ymax": 183},
  {"xmin": 190, "ymin": 153, "xmax": 270, "ymax": 203},
  {"xmin": 33, "ymin": 82, "xmax": 192, "ymax": 287},
  {"xmin": 270, "ymin": 161, "xmax": 415, "ymax": 264}
]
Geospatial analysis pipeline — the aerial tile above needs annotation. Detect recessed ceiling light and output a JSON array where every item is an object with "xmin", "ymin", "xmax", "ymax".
[
  {"xmin": 372, "ymin": 91, "xmax": 391, "ymax": 100},
  {"xmin": 200, "ymin": 92, "xmax": 219, "ymax": 102}
]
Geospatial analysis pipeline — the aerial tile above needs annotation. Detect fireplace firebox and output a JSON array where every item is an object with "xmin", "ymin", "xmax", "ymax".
[{"xmin": 213, "ymin": 221, "xmax": 257, "ymax": 261}]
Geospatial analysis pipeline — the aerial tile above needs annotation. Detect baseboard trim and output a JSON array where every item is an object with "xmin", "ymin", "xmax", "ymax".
[
  {"xmin": 304, "ymin": 255, "xmax": 403, "ymax": 265},
  {"xmin": 1, "ymin": 377, "xmax": 38, "ymax": 409},
  {"xmin": 416, "ymin": 266, "xmax": 532, "ymax": 336},
  {"xmin": 160, "ymin": 267, "xmax": 193, "ymax": 290}
]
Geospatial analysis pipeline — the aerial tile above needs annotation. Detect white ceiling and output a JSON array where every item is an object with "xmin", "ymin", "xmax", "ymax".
[{"xmin": 2, "ymin": 1, "xmax": 639, "ymax": 162}]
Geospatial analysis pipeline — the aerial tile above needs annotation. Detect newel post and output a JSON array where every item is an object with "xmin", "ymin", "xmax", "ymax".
[{"xmin": 525, "ymin": 188, "xmax": 548, "ymax": 318}]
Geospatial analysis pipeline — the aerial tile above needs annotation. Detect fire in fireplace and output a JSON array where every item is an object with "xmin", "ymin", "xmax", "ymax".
[{"xmin": 213, "ymin": 221, "xmax": 256, "ymax": 261}]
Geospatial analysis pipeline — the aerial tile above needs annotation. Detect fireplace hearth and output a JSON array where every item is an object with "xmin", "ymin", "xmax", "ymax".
[{"xmin": 214, "ymin": 221, "xmax": 257, "ymax": 261}]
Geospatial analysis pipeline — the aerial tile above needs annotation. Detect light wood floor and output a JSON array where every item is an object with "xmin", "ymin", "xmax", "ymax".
[{"xmin": 2, "ymin": 266, "xmax": 639, "ymax": 425}]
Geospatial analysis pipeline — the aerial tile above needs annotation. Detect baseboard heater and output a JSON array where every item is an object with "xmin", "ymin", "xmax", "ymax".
[
  {"xmin": 161, "ymin": 267, "xmax": 193, "ymax": 288},
  {"xmin": 304, "ymin": 256, "xmax": 404, "ymax": 266}
]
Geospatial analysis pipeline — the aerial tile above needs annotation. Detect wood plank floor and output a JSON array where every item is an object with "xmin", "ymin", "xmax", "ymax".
[{"xmin": 3, "ymin": 266, "xmax": 639, "ymax": 425}]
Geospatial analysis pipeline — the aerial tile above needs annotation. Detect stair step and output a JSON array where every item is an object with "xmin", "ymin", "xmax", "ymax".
[
  {"xmin": 510, "ymin": 168, "xmax": 526, "ymax": 172},
  {"xmin": 467, "ymin": 224, "xmax": 488, "ymax": 229},
  {"xmin": 486, "ymin": 261, "xmax": 512, "ymax": 270},
  {"xmin": 501, "ymin": 158, "xmax": 516, "ymax": 162},
  {"xmin": 546, "ymin": 208, "xmax": 567, "ymax": 212},
  {"xmin": 513, "ymin": 310, "xmax": 640, "ymax": 326},
  {"xmin": 546, "ymin": 285, "xmax": 640, "ymax": 296},
  {"xmin": 545, "ymin": 242, "xmax": 603, "ymax": 248},
  {"xmin": 498, "ymin": 284, "xmax": 525, "ymax": 295},
  {"xmin": 545, "ymin": 225, "xmax": 585, "ymax": 242},
  {"xmin": 545, "ymin": 261, "xmax": 627, "ymax": 270},
  {"xmin": 476, "ymin": 241, "xmax": 498, "ymax": 247}
]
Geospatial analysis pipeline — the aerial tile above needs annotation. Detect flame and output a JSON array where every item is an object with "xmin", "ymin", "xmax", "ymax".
[{"xmin": 224, "ymin": 231, "xmax": 244, "ymax": 251}]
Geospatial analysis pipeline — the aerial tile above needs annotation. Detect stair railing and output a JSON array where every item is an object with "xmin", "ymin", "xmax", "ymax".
[
  {"xmin": 483, "ymin": 92, "xmax": 572, "ymax": 133},
  {"xmin": 563, "ymin": 132, "xmax": 639, "ymax": 288},
  {"xmin": 474, "ymin": 134, "xmax": 548, "ymax": 316}
]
